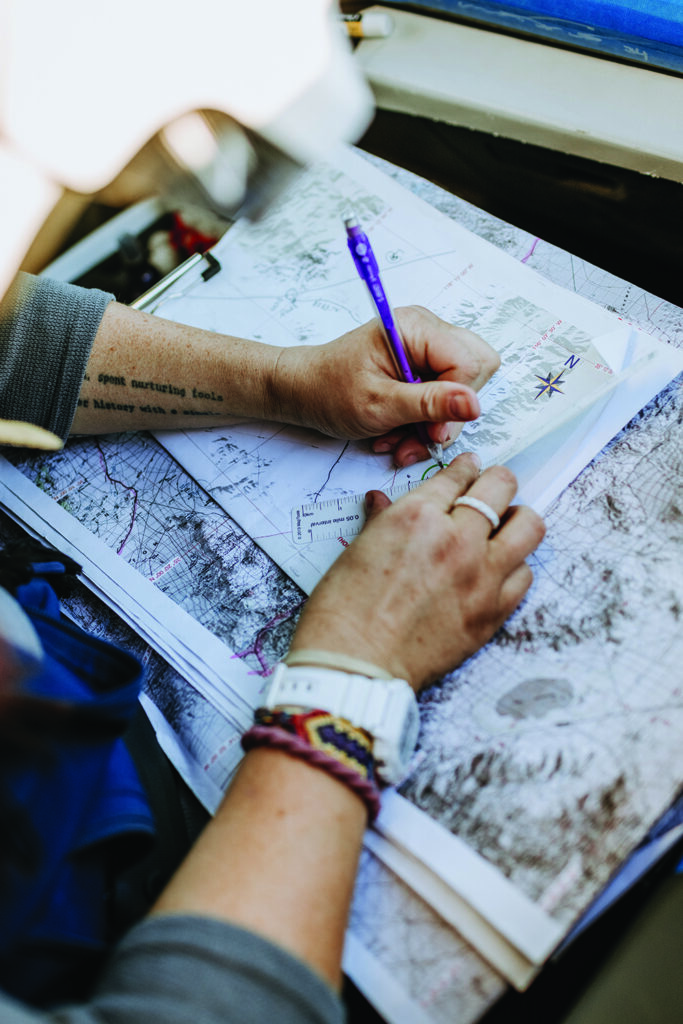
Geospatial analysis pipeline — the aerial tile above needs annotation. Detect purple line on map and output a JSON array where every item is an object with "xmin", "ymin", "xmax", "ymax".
[
  {"xmin": 521, "ymin": 237, "xmax": 540, "ymax": 264},
  {"xmin": 234, "ymin": 599, "xmax": 305, "ymax": 676}
]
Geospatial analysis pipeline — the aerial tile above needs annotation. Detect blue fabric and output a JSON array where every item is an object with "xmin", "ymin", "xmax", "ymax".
[
  {"xmin": 0, "ymin": 580, "xmax": 154, "ymax": 1007},
  {"xmin": 390, "ymin": 0, "xmax": 683, "ymax": 71},
  {"xmin": 398, "ymin": 0, "xmax": 683, "ymax": 40}
]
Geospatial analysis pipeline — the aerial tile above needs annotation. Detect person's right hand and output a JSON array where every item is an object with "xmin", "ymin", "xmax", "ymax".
[
  {"xmin": 289, "ymin": 453, "xmax": 545, "ymax": 691},
  {"xmin": 267, "ymin": 306, "xmax": 499, "ymax": 466}
]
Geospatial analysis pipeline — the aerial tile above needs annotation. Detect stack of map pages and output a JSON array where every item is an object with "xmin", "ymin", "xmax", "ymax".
[{"xmin": 2, "ymin": 146, "xmax": 683, "ymax": 1024}]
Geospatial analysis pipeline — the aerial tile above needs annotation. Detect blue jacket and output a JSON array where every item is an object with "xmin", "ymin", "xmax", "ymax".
[{"xmin": 0, "ymin": 576, "xmax": 154, "ymax": 1007}]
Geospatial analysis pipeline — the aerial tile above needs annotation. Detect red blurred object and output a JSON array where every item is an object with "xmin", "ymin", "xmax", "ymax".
[{"xmin": 169, "ymin": 212, "xmax": 219, "ymax": 259}]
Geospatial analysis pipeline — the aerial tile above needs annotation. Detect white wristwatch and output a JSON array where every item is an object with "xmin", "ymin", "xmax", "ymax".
[{"xmin": 263, "ymin": 662, "xmax": 420, "ymax": 785}]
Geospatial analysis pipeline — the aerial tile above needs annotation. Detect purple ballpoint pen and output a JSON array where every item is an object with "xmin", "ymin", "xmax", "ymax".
[{"xmin": 345, "ymin": 216, "xmax": 445, "ymax": 467}]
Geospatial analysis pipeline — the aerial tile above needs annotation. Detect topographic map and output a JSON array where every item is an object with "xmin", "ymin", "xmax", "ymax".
[
  {"xmin": 5, "ymin": 150, "xmax": 683, "ymax": 1024},
  {"xmin": 348, "ymin": 848, "xmax": 507, "ymax": 1024},
  {"xmin": 346, "ymin": 157, "xmax": 683, "ymax": 1022},
  {"xmin": 344, "ymin": 369, "xmax": 683, "ymax": 1024},
  {"xmin": 153, "ymin": 147, "xmax": 679, "ymax": 592},
  {"xmin": 404, "ymin": 379, "xmax": 683, "ymax": 925},
  {"xmin": 12, "ymin": 431, "xmax": 302, "ymax": 676},
  {"xmin": 7, "ymin": 429, "xmax": 305, "ymax": 804}
]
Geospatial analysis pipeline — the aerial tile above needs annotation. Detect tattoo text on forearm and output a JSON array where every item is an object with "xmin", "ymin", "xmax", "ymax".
[{"xmin": 79, "ymin": 372, "xmax": 225, "ymax": 417}]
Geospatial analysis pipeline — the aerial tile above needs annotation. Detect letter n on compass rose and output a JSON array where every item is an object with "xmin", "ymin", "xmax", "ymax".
[{"xmin": 534, "ymin": 369, "xmax": 566, "ymax": 399}]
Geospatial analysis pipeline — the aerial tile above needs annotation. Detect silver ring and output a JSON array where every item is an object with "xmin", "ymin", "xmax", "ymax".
[{"xmin": 450, "ymin": 495, "xmax": 500, "ymax": 530}]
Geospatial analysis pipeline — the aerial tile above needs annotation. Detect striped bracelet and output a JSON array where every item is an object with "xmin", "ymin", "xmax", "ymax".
[{"xmin": 241, "ymin": 707, "xmax": 382, "ymax": 821}]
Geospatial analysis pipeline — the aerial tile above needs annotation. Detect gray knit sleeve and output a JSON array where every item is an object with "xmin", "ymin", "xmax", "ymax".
[
  {"xmin": 0, "ymin": 916, "xmax": 346, "ymax": 1024},
  {"xmin": 93, "ymin": 916, "xmax": 345, "ymax": 1024},
  {"xmin": 0, "ymin": 273, "xmax": 114, "ymax": 440}
]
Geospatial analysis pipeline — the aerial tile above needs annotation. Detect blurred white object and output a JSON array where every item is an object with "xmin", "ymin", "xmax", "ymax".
[{"xmin": 0, "ymin": 0, "xmax": 374, "ymax": 295}]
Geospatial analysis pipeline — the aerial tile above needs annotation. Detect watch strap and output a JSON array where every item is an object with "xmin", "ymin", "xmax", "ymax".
[
  {"xmin": 284, "ymin": 648, "xmax": 394, "ymax": 680},
  {"xmin": 263, "ymin": 662, "xmax": 419, "ymax": 784},
  {"xmin": 265, "ymin": 662, "xmax": 413, "ymax": 736}
]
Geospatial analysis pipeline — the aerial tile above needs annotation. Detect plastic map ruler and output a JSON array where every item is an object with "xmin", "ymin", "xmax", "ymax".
[{"xmin": 292, "ymin": 480, "xmax": 425, "ymax": 544}]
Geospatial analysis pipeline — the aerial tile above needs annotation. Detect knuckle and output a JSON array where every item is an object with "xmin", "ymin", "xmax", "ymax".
[
  {"xmin": 395, "ymin": 496, "xmax": 435, "ymax": 533},
  {"xmin": 502, "ymin": 566, "xmax": 534, "ymax": 616},
  {"xmin": 483, "ymin": 343, "xmax": 501, "ymax": 374},
  {"xmin": 398, "ymin": 498, "xmax": 464, "ymax": 554},
  {"xmin": 516, "ymin": 504, "xmax": 546, "ymax": 543},
  {"xmin": 519, "ymin": 562, "xmax": 534, "ymax": 588},
  {"xmin": 446, "ymin": 452, "xmax": 480, "ymax": 487},
  {"xmin": 364, "ymin": 386, "xmax": 392, "ymax": 430},
  {"xmin": 418, "ymin": 381, "xmax": 442, "ymax": 420},
  {"xmin": 517, "ymin": 565, "xmax": 535, "ymax": 603},
  {"xmin": 530, "ymin": 511, "xmax": 547, "ymax": 543},
  {"xmin": 486, "ymin": 464, "xmax": 517, "ymax": 490},
  {"xmin": 395, "ymin": 304, "xmax": 430, "ymax": 330},
  {"xmin": 439, "ymin": 530, "xmax": 478, "ymax": 577},
  {"xmin": 456, "ymin": 328, "xmax": 500, "ymax": 380},
  {"xmin": 457, "ymin": 354, "xmax": 481, "ymax": 386}
]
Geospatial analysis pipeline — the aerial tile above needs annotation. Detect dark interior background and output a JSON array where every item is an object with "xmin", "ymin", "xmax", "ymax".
[{"xmin": 358, "ymin": 109, "xmax": 682, "ymax": 308}]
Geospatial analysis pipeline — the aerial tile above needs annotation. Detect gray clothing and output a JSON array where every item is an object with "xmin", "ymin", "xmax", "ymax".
[
  {"xmin": 0, "ymin": 917, "xmax": 344, "ymax": 1023},
  {"xmin": 0, "ymin": 273, "xmax": 113, "ymax": 439}
]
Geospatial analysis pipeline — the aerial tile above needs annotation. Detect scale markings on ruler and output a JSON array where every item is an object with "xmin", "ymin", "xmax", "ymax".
[{"xmin": 292, "ymin": 480, "xmax": 424, "ymax": 544}]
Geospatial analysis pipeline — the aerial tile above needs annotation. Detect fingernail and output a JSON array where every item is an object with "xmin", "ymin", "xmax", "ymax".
[
  {"xmin": 469, "ymin": 451, "xmax": 482, "ymax": 469},
  {"xmin": 401, "ymin": 453, "xmax": 419, "ymax": 467},
  {"xmin": 449, "ymin": 394, "xmax": 471, "ymax": 420},
  {"xmin": 433, "ymin": 422, "xmax": 451, "ymax": 444},
  {"xmin": 373, "ymin": 440, "xmax": 392, "ymax": 453}
]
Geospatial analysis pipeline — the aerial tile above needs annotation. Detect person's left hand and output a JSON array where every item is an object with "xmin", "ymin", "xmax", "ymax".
[
  {"xmin": 267, "ymin": 305, "xmax": 499, "ymax": 467},
  {"xmin": 289, "ymin": 453, "xmax": 545, "ymax": 690}
]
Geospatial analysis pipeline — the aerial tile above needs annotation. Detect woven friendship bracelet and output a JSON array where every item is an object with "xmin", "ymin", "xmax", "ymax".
[
  {"xmin": 253, "ymin": 707, "xmax": 378, "ymax": 783},
  {"xmin": 241, "ymin": 708, "xmax": 382, "ymax": 821}
]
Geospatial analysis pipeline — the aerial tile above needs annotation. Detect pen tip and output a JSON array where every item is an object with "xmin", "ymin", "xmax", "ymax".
[{"xmin": 430, "ymin": 443, "xmax": 445, "ymax": 469}]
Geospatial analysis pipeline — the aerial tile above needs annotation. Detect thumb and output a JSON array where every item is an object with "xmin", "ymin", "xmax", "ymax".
[
  {"xmin": 393, "ymin": 379, "xmax": 481, "ymax": 426},
  {"xmin": 364, "ymin": 489, "xmax": 392, "ymax": 526}
]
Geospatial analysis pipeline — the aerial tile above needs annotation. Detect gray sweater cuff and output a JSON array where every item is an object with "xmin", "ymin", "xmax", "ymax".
[
  {"xmin": 87, "ymin": 915, "xmax": 345, "ymax": 1024},
  {"xmin": 0, "ymin": 273, "xmax": 114, "ymax": 440}
]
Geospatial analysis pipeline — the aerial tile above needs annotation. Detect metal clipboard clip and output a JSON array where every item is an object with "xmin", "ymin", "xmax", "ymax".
[{"xmin": 131, "ymin": 250, "xmax": 222, "ymax": 313}]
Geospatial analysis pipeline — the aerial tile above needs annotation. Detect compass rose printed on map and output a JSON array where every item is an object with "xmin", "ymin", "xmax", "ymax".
[{"xmin": 534, "ymin": 368, "xmax": 566, "ymax": 398}]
